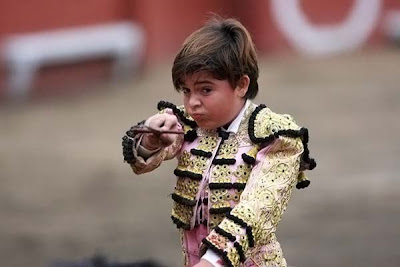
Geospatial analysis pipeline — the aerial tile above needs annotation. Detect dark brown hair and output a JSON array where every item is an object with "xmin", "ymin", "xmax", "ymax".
[{"xmin": 172, "ymin": 17, "xmax": 259, "ymax": 99}]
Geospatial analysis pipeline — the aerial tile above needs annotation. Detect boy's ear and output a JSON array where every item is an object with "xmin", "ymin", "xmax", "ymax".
[{"xmin": 236, "ymin": 75, "xmax": 250, "ymax": 98}]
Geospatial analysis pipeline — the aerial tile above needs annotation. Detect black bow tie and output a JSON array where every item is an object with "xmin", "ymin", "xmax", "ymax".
[{"xmin": 218, "ymin": 128, "xmax": 230, "ymax": 140}]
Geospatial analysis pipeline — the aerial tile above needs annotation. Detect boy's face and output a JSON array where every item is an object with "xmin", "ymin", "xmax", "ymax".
[{"xmin": 180, "ymin": 71, "xmax": 248, "ymax": 129}]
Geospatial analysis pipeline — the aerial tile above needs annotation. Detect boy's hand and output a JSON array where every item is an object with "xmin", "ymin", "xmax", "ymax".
[{"xmin": 141, "ymin": 109, "xmax": 180, "ymax": 150}]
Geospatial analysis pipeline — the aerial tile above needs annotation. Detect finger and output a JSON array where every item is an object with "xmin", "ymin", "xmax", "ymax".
[
  {"xmin": 170, "ymin": 122, "xmax": 182, "ymax": 132},
  {"xmin": 146, "ymin": 115, "xmax": 165, "ymax": 131},
  {"xmin": 161, "ymin": 115, "xmax": 178, "ymax": 130},
  {"xmin": 165, "ymin": 108, "xmax": 174, "ymax": 115},
  {"xmin": 159, "ymin": 133, "xmax": 175, "ymax": 147},
  {"xmin": 145, "ymin": 132, "xmax": 160, "ymax": 143},
  {"xmin": 142, "ymin": 134, "xmax": 160, "ymax": 150}
]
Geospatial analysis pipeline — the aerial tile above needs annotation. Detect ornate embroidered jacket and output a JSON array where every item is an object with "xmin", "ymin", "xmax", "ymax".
[{"xmin": 122, "ymin": 101, "xmax": 316, "ymax": 267}]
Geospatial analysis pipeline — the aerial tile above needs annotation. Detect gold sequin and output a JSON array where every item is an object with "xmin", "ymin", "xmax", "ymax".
[
  {"xmin": 198, "ymin": 136, "xmax": 218, "ymax": 151},
  {"xmin": 220, "ymin": 218, "xmax": 249, "ymax": 252},
  {"xmin": 217, "ymin": 137, "xmax": 239, "ymax": 158},
  {"xmin": 175, "ymin": 178, "xmax": 199, "ymax": 199},
  {"xmin": 234, "ymin": 164, "xmax": 252, "ymax": 183},
  {"xmin": 178, "ymin": 150, "xmax": 191, "ymax": 168},
  {"xmin": 231, "ymin": 189, "xmax": 243, "ymax": 203},
  {"xmin": 209, "ymin": 214, "xmax": 226, "ymax": 229},
  {"xmin": 210, "ymin": 189, "xmax": 230, "ymax": 203},
  {"xmin": 211, "ymin": 165, "xmax": 232, "ymax": 183},
  {"xmin": 187, "ymin": 155, "xmax": 208, "ymax": 174},
  {"xmin": 172, "ymin": 202, "xmax": 193, "ymax": 224}
]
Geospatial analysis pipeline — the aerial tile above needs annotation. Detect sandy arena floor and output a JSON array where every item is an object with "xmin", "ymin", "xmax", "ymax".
[{"xmin": 0, "ymin": 49, "xmax": 399, "ymax": 267}]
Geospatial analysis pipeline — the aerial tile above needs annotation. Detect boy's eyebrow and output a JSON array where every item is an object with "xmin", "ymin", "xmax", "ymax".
[
  {"xmin": 180, "ymin": 79, "xmax": 215, "ymax": 88},
  {"xmin": 193, "ymin": 79, "xmax": 215, "ymax": 85}
]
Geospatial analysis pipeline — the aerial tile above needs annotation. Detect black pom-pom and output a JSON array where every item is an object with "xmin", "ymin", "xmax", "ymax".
[
  {"xmin": 300, "ymin": 127, "xmax": 309, "ymax": 143},
  {"xmin": 296, "ymin": 180, "xmax": 310, "ymax": 189},
  {"xmin": 184, "ymin": 129, "xmax": 197, "ymax": 142},
  {"xmin": 309, "ymin": 158, "xmax": 317, "ymax": 170},
  {"xmin": 241, "ymin": 153, "xmax": 256, "ymax": 165}
]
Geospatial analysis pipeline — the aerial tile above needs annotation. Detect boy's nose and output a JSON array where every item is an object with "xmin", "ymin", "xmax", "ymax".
[{"xmin": 188, "ymin": 95, "xmax": 201, "ymax": 109}]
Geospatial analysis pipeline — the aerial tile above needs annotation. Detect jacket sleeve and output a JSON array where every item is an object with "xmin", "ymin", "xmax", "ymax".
[
  {"xmin": 122, "ymin": 121, "xmax": 184, "ymax": 175},
  {"xmin": 203, "ymin": 136, "xmax": 304, "ymax": 267}
]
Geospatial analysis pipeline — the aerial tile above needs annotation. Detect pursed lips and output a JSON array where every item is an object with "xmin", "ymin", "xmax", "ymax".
[{"xmin": 190, "ymin": 113, "xmax": 205, "ymax": 120}]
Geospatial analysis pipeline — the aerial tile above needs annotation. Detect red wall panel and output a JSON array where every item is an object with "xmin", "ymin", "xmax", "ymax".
[
  {"xmin": 0, "ymin": 0, "xmax": 130, "ymax": 35},
  {"xmin": 130, "ymin": 0, "xmax": 235, "ymax": 63},
  {"xmin": 1, "ymin": 0, "xmax": 400, "ymax": 99}
]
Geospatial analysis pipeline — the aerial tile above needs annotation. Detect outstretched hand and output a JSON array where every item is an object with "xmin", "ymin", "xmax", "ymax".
[{"xmin": 141, "ymin": 108, "xmax": 181, "ymax": 150}]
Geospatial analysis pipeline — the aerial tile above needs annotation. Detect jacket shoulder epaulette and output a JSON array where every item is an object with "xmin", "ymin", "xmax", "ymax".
[
  {"xmin": 248, "ymin": 104, "xmax": 316, "ymax": 174},
  {"xmin": 249, "ymin": 105, "xmax": 302, "ymax": 143}
]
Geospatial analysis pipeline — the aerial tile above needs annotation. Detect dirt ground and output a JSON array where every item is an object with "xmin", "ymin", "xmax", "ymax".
[{"xmin": 1, "ymin": 49, "xmax": 399, "ymax": 267}]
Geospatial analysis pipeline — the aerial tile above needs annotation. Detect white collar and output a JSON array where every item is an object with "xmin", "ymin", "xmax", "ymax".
[{"xmin": 223, "ymin": 100, "xmax": 250, "ymax": 134}]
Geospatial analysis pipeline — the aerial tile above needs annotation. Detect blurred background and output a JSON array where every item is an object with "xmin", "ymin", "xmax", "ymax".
[{"xmin": 0, "ymin": 0, "xmax": 399, "ymax": 266}]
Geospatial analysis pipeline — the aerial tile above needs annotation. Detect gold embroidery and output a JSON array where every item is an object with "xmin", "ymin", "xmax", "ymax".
[
  {"xmin": 234, "ymin": 164, "xmax": 252, "ymax": 183},
  {"xmin": 217, "ymin": 136, "xmax": 238, "ymax": 158},
  {"xmin": 211, "ymin": 189, "xmax": 231, "ymax": 204},
  {"xmin": 175, "ymin": 177, "xmax": 199, "ymax": 199},
  {"xmin": 187, "ymin": 155, "xmax": 208, "ymax": 174},
  {"xmin": 178, "ymin": 150, "xmax": 191, "ymax": 168},
  {"xmin": 198, "ymin": 136, "xmax": 218, "ymax": 151},
  {"xmin": 207, "ymin": 232, "xmax": 228, "ymax": 250},
  {"xmin": 209, "ymin": 214, "xmax": 226, "ymax": 229},
  {"xmin": 172, "ymin": 202, "xmax": 193, "ymax": 224},
  {"xmin": 226, "ymin": 247, "xmax": 240, "ymax": 266},
  {"xmin": 220, "ymin": 219, "xmax": 249, "ymax": 252},
  {"xmin": 260, "ymin": 237, "xmax": 286, "ymax": 266},
  {"xmin": 231, "ymin": 189, "xmax": 243, "ymax": 203},
  {"xmin": 254, "ymin": 108, "xmax": 301, "ymax": 139},
  {"xmin": 236, "ymin": 104, "xmax": 255, "ymax": 145},
  {"xmin": 211, "ymin": 165, "xmax": 232, "ymax": 183},
  {"xmin": 231, "ymin": 202, "xmax": 257, "ymax": 223}
]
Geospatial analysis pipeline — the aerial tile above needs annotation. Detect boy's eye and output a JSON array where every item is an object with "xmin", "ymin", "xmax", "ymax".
[
  {"xmin": 180, "ymin": 87, "xmax": 190, "ymax": 95},
  {"xmin": 202, "ymin": 87, "xmax": 212, "ymax": 94}
]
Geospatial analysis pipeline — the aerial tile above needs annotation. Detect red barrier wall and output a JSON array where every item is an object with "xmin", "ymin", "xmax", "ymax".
[
  {"xmin": 130, "ymin": 0, "xmax": 235, "ymax": 63},
  {"xmin": 1, "ymin": 0, "xmax": 400, "ymax": 62},
  {"xmin": 0, "ymin": 0, "xmax": 130, "ymax": 35},
  {"xmin": 0, "ymin": 0, "xmax": 399, "ymax": 98}
]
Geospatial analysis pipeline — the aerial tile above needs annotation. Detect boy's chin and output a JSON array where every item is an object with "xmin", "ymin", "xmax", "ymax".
[{"xmin": 195, "ymin": 120, "xmax": 221, "ymax": 130}]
